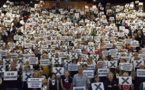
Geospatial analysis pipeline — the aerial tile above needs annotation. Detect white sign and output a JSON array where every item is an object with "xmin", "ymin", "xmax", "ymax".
[
  {"xmin": 137, "ymin": 69, "xmax": 145, "ymax": 77},
  {"xmin": 4, "ymin": 71, "xmax": 17, "ymax": 81},
  {"xmin": 73, "ymin": 86, "xmax": 85, "ymax": 90},
  {"xmin": 91, "ymin": 82, "xmax": 104, "ymax": 90},
  {"xmin": 53, "ymin": 67, "xmax": 64, "ymax": 75},
  {"xmin": 29, "ymin": 57, "xmax": 38, "ymax": 65},
  {"xmin": 98, "ymin": 69, "xmax": 109, "ymax": 77},
  {"xmin": 28, "ymin": 78, "xmax": 42, "ymax": 88},
  {"xmin": 134, "ymin": 60, "xmax": 144, "ymax": 68},
  {"xmin": 40, "ymin": 59, "xmax": 49, "ymax": 66},
  {"xmin": 83, "ymin": 70, "xmax": 94, "ymax": 78},
  {"xmin": 131, "ymin": 41, "xmax": 139, "ymax": 47},
  {"xmin": 108, "ymin": 61, "xmax": 118, "ymax": 68},
  {"xmin": 87, "ymin": 65, "xmax": 95, "ymax": 70},
  {"xmin": 23, "ymin": 73, "xmax": 32, "ymax": 81},
  {"xmin": 119, "ymin": 76, "xmax": 132, "ymax": 85},
  {"xmin": 68, "ymin": 64, "xmax": 78, "ymax": 71},
  {"xmin": 119, "ymin": 63, "xmax": 132, "ymax": 71}
]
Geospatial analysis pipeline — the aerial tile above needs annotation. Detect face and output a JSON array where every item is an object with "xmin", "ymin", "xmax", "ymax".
[
  {"xmin": 108, "ymin": 73, "xmax": 113, "ymax": 80},
  {"xmin": 64, "ymin": 71, "xmax": 69, "ymax": 77},
  {"xmin": 98, "ymin": 63, "xmax": 103, "ymax": 68},
  {"xmin": 25, "ymin": 61, "xmax": 30, "ymax": 65},
  {"xmin": 11, "ymin": 64, "xmax": 16, "ymax": 71},
  {"xmin": 33, "ymin": 73, "xmax": 39, "ymax": 78},
  {"xmin": 39, "ymin": 70, "xmax": 43, "ymax": 75},
  {"xmin": 52, "ymin": 74, "xmax": 56, "ymax": 79},
  {"xmin": 83, "ymin": 66, "xmax": 87, "ymax": 70},
  {"xmin": 95, "ymin": 77, "xmax": 100, "ymax": 82},
  {"xmin": 78, "ymin": 67, "xmax": 83, "ymax": 73}
]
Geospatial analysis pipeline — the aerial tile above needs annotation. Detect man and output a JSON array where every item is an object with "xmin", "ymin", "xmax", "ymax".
[
  {"xmin": 73, "ymin": 65, "xmax": 90, "ymax": 90},
  {"xmin": 3, "ymin": 64, "xmax": 20, "ymax": 90}
]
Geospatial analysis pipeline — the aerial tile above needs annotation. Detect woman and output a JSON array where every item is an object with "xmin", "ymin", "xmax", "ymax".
[
  {"xmin": 47, "ymin": 73, "xmax": 59, "ymax": 90},
  {"xmin": 89, "ymin": 75, "xmax": 102, "ymax": 90},
  {"xmin": 24, "ymin": 70, "xmax": 42, "ymax": 90},
  {"xmin": 104, "ymin": 72, "xmax": 118, "ymax": 90},
  {"xmin": 22, "ymin": 65, "xmax": 32, "ymax": 90},
  {"xmin": 61, "ymin": 71, "xmax": 72, "ymax": 90},
  {"xmin": 118, "ymin": 72, "xmax": 134, "ymax": 90}
]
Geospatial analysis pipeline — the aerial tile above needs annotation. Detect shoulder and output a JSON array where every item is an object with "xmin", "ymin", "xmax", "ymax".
[{"xmin": 73, "ymin": 74, "xmax": 78, "ymax": 78}]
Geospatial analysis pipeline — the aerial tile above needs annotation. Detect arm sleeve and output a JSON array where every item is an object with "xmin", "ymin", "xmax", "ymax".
[
  {"xmin": 86, "ymin": 76, "xmax": 90, "ymax": 84},
  {"xmin": 72, "ymin": 75, "xmax": 76, "ymax": 86},
  {"xmin": 139, "ymin": 82, "xmax": 143, "ymax": 90}
]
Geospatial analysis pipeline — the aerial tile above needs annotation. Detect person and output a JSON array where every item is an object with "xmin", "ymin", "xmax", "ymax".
[
  {"xmin": 73, "ymin": 65, "xmax": 90, "ymax": 90},
  {"xmin": 61, "ymin": 71, "xmax": 72, "ymax": 90},
  {"xmin": 139, "ymin": 81, "xmax": 145, "ymax": 90},
  {"xmin": 89, "ymin": 75, "xmax": 103, "ymax": 90},
  {"xmin": 118, "ymin": 72, "xmax": 134, "ymax": 90},
  {"xmin": 104, "ymin": 72, "xmax": 118, "ymax": 90},
  {"xmin": 3, "ymin": 64, "xmax": 20, "ymax": 90},
  {"xmin": 47, "ymin": 73, "xmax": 59, "ymax": 90}
]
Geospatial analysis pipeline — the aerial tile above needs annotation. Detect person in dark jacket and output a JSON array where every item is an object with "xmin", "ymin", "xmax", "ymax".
[
  {"xmin": 60, "ymin": 71, "xmax": 72, "ymax": 90},
  {"xmin": 104, "ymin": 72, "xmax": 118, "ymax": 90},
  {"xmin": 89, "ymin": 75, "xmax": 104, "ymax": 90}
]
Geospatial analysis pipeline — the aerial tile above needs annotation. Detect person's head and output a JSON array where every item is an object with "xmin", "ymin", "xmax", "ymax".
[
  {"xmin": 24, "ymin": 65, "xmax": 30, "ymax": 72},
  {"xmin": 107, "ymin": 72, "xmax": 114, "ymax": 80},
  {"xmin": 123, "ymin": 72, "xmax": 129, "ymax": 76},
  {"xmin": 139, "ymin": 64, "xmax": 145, "ymax": 69},
  {"xmin": 50, "ymin": 73, "xmax": 56, "ymax": 79},
  {"xmin": 94, "ymin": 75, "xmax": 100, "ymax": 82},
  {"xmin": 98, "ymin": 62, "xmax": 103, "ymax": 68},
  {"xmin": 39, "ymin": 70, "xmax": 43, "ymax": 76},
  {"xmin": 78, "ymin": 65, "xmax": 83, "ymax": 74},
  {"xmin": 64, "ymin": 71, "xmax": 70, "ymax": 77},
  {"xmin": 32, "ymin": 70, "xmax": 40, "ymax": 78},
  {"xmin": 25, "ymin": 59, "xmax": 30, "ymax": 65},
  {"xmin": 13, "ymin": 58, "xmax": 17, "ymax": 63},
  {"xmin": 83, "ymin": 64, "xmax": 88, "ymax": 70},
  {"xmin": 10, "ymin": 64, "xmax": 16, "ymax": 71}
]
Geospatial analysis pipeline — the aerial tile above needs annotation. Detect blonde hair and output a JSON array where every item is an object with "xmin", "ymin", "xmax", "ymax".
[
  {"xmin": 32, "ymin": 70, "xmax": 40, "ymax": 78},
  {"xmin": 107, "ymin": 72, "xmax": 114, "ymax": 78}
]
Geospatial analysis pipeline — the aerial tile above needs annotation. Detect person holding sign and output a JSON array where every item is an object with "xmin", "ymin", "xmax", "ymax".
[
  {"xmin": 27, "ymin": 70, "xmax": 43, "ymax": 90},
  {"xmin": 61, "ymin": 71, "xmax": 72, "ymax": 90},
  {"xmin": 22, "ymin": 65, "xmax": 32, "ymax": 90},
  {"xmin": 134, "ymin": 64, "xmax": 145, "ymax": 90},
  {"xmin": 104, "ymin": 72, "xmax": 118, "ymax": 90},
  {"xmin": 3, "ymin": 64, "xmax": 20, "ymax": 90},
  {"xmin": 118, "ymin": 72, "xmax": 134, "ymax": 90},
  {"xmin": 47, "ymin": 73, "xmax": 59, "ymax": 90},
  {"xmin": 73, "ymin": 65, "xmax": 90, "ymax": 90},
  {"xmin": 89, "ymin": 75, "xmax": 102, "ymax": 90}
]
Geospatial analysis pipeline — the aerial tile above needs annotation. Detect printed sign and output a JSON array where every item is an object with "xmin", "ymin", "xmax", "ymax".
[
  {"xmin": 91, "ymin": 82, "xmax": 104, "ymax": 90},
  {"xmin": 68, "ymin": 64, "xmax": 78, "ymax": 71},
  {"xmin": 23, "ymin": 73, "xmax": 32, "ymax": 81},
  {"xmin": 137, "ymin": 69, "xmax": 145, "ymax": 77},
  {"xmin": 28, "ymin": 78, "xmax": 42, "ymax": 88},
  {"xmin": 40, "ymin": 59, "xmax": 49, "ymax": 66},
  {"xmin": 119, "ymin": 63, "xmax": 132, "ymax": 71},
  {"xmin": 83, "ymin": 70, "xmax": 94, "ymax": 78},
  {"xmin": 108, "ymin": 61, "xmax": 118, "ymax": 68},
  {"xmin": 4, "ymin": 71, "xmax": 17, "ymax": 81},
  {"xmin": 98, "ymin": 69, "xmax": 109, "ymax": 77},
  {"xmin": 73, "ymin": 86, "xmax": 85, "ymax": 90},
  {"xmin": 119, "ymin": 76, "xmax": 132, "ymax": 85}
]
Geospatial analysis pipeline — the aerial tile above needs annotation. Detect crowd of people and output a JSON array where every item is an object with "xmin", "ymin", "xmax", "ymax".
[{"xmin": 0, "ymin": 0, "xmax": 145, "ymax": 90}]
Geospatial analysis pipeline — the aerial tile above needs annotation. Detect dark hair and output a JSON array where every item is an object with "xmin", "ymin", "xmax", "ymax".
[{"xmin": 50, "ymin": 73, "xmax": 56, "ymax": 79}]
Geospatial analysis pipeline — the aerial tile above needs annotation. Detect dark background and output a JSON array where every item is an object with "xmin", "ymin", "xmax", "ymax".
[{"xmin": 1, "ymin": 0, "xmax": 144, "ymax": 9}]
